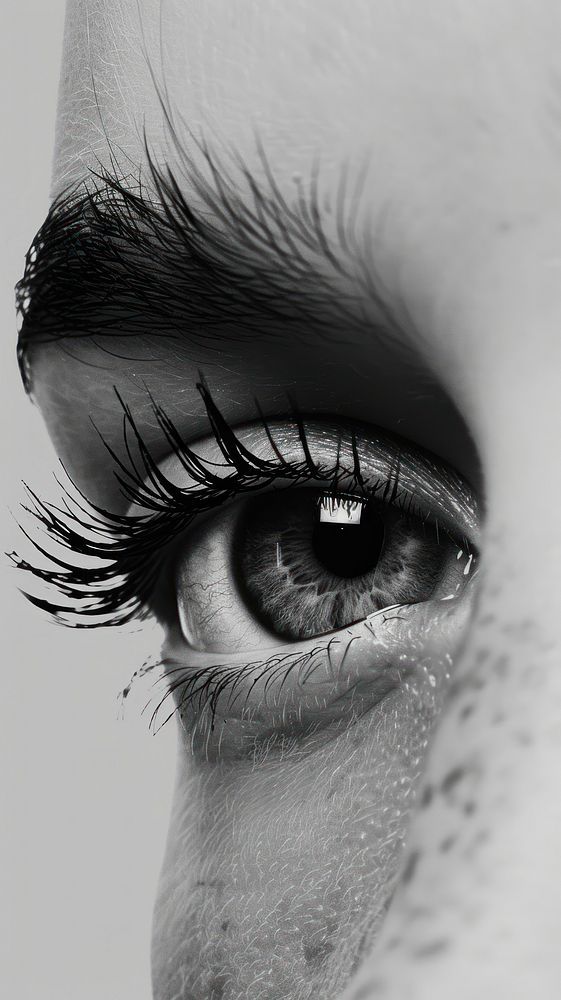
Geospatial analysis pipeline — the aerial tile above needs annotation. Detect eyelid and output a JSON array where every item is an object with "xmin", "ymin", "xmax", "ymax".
[
  {"xmin": 166, "ymin": 586, "xmax": 471, "ymax": 668},
  {"xmin": 122, "ymin": 407, "xmax": 480, "ymax": 753},
  {"xmin": 13, "ymin": 384, "xmax": 479, "ymax": 629},
  {"xmin": 158, "ymin": 576, "xmax": 475, "ymax": 756},
  {"xmin": 155, "ymin": 418, "xmax": 480, "ymax": 550}
]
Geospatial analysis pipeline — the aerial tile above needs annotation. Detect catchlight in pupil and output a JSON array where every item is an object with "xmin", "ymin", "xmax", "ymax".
[{"xmin": 313, "ymin": 495, "xmax": 385, "ymax": 578}]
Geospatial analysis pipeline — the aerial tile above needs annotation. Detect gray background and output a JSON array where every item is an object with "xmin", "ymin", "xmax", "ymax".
[{"xmin": 1, "ymin": 5, "xmax": 176, "ymax": 998}]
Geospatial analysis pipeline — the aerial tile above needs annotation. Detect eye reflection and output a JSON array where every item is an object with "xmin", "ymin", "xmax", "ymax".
[{"xmin": 313, "ymin": 493, "xmax": 385, "ymax": 577}]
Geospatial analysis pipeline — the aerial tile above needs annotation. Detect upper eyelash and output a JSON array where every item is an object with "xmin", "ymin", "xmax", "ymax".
[{"xmin": 10, "ymin": 383, "xmax": 406, "ymax": 628}]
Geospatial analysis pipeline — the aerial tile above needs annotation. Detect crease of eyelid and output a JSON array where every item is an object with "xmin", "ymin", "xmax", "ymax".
[{"xmin": 16, "ymin": 130, "xmax": 424, "ymax": 394}]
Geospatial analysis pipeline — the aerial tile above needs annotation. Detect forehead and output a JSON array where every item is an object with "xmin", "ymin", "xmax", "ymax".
[
  {"xmin": 56, "ymin": 1, "xmax": 558, "ymax": 205},
  {"xmin": 53, "ymin": 0, "xmax": 561, "ymax": 355}
]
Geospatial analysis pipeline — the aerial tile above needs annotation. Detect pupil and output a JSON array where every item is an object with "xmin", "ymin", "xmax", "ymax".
[{"xmin": 312, "ymin": 503, "xmax": 385, "ymax": 578}]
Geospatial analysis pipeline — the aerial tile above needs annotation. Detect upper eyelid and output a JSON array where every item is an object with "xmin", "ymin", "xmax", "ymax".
[
  {"xmin": 157, "ymin": 421, "xmax": 480, "ymax": 547},
  {"xmin": 11, "ymin": 385, "xmax": 479, "ymax": 631}
]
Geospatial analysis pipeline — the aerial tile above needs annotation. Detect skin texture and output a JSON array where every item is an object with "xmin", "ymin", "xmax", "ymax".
[{"xmin": 26, "ymin": 0, "xmax": 561, "ymax": 997}]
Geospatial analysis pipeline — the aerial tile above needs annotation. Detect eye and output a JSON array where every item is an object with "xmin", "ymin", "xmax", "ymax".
[
  {"xmin": 14, "ymin": 385, "xmax": 479, "ymax": 759},
  {"xmin": 177, "ymin": 488, "xmax": 469, "ymax": 651},
  {"xmin": 156, "ymin": 415, "xmax": 479, "ymax": 756}
]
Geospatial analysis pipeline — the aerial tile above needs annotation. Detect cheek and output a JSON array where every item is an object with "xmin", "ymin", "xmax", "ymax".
[{"xmin": 151, "ymin": 666, "xmax": 446, "ymax": 1000}]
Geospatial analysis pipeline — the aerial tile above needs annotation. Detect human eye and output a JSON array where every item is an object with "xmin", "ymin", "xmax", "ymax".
[{"xmin": 13, "ymin": 383, "xmax": 479, "ymax": 761}]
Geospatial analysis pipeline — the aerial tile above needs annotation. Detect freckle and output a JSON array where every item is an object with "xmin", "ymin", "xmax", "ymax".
[
  {"xmin": 454, "ymin": 673, "xmax": 486, "ymax": 695},
  {"xmin": 441, "ymin": 765, "xmax": 467, "ymax": 795},
  {"xmin": 463, "ymin": 800, "xmax": 476, "ymax": 816},
  {"xmin": 448, "ymin": 678, "xmax": 467, "ymax": 700},
  {"xmin": 502, "ymin": 617, "xmax": 537, "ymax": 639},
  {"xmin": 459, "ymin": 703, "xmax": 475, "ymax": 722},
  {"xmin": 402, "ymin": 849, "xmax": 420, "ymax": 884},
  {"xmin": 221, "ymin": 920, "xmax": 229, "ymax": 932},
  {"xmin": 514, "ymin": 729, "xmax": 533, "ymax": 746},
  {"xmin": 492, "ymin": 712, "xmax": 506, "ymax": 726},
  {"xmin": 439, "ymin": 834, "xmax": 457, "ymax": 853},
  {"xmin": 407, "ymin": 905, "xmax": 432, "ymax": 921},
  {"xmin": 413, "ymin": 939, "xmax": 450, "ymax": 959},
  {"xmin": 478, "ymin": 614, "xmax": 496, "ymax": 627},
  {"xmin": 353, "ymin": 982, "xmax": 386, "ymax": 1000},
  {"xmin": 420, "ymin": 785, "xmax": 433, "ymax": 808}
]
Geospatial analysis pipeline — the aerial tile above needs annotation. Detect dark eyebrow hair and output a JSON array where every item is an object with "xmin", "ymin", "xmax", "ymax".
[{"xmin": 16, "ymin": 137, "xmax": 414, "ymax": 393}]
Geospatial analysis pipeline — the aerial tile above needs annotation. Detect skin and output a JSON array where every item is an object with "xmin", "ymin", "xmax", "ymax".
[{"xmin": 27, "ymin": 0, "xmax": 561, "ymax": 996}]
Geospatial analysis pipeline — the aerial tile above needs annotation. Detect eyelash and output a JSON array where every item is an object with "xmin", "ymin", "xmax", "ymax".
[
  {"xmin": 147, "ymin": 643, "xmax": 343, "ymax": 737},
  {"xmin": 11, "ymin": 382, "xmax": 425, "ymax": 629}
]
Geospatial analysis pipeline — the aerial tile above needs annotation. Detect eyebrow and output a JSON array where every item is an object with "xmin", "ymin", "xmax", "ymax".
[{"xmin": 16, "ymin": 139, "xmax": 414, "ymax": 393}]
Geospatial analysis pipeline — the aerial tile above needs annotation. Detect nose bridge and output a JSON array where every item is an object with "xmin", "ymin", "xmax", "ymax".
[{"xmin": 341, "ymin": 386, "xmax": 561, "ymax": 996}]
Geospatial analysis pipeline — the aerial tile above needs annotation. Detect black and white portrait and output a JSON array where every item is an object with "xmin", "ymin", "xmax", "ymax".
[{"xmin": 3, "ymin": 3, "xmax": 560, "ymax": 998}]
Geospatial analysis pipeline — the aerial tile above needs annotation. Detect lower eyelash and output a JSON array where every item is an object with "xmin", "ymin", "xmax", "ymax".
[
  {"xmin": 144, "ymin": 636, "xmax": 367, "ymax": 753},
  {"xmin": 160, "ymin": 647, "xmax": 327, "ymax": 724},
  {"xmin": 144, "ymin": 600, "xmax": 420, "ymax": 745},
  {"xmin": 9, "ymin": 383, "xmax": 404, "ymax": 628},
  {"xmin": 118, "ymin": 649, "xmax": 321, "ymax": 739},
  {"xmin": 123, "ymin": 582, "xmax": 466, "ymax": 746}
]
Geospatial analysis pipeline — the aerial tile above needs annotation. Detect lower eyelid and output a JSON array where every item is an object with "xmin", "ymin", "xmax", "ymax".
[{"xmin": 160, "ymin": 586, "xmax": 475, "ymax": 759}]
